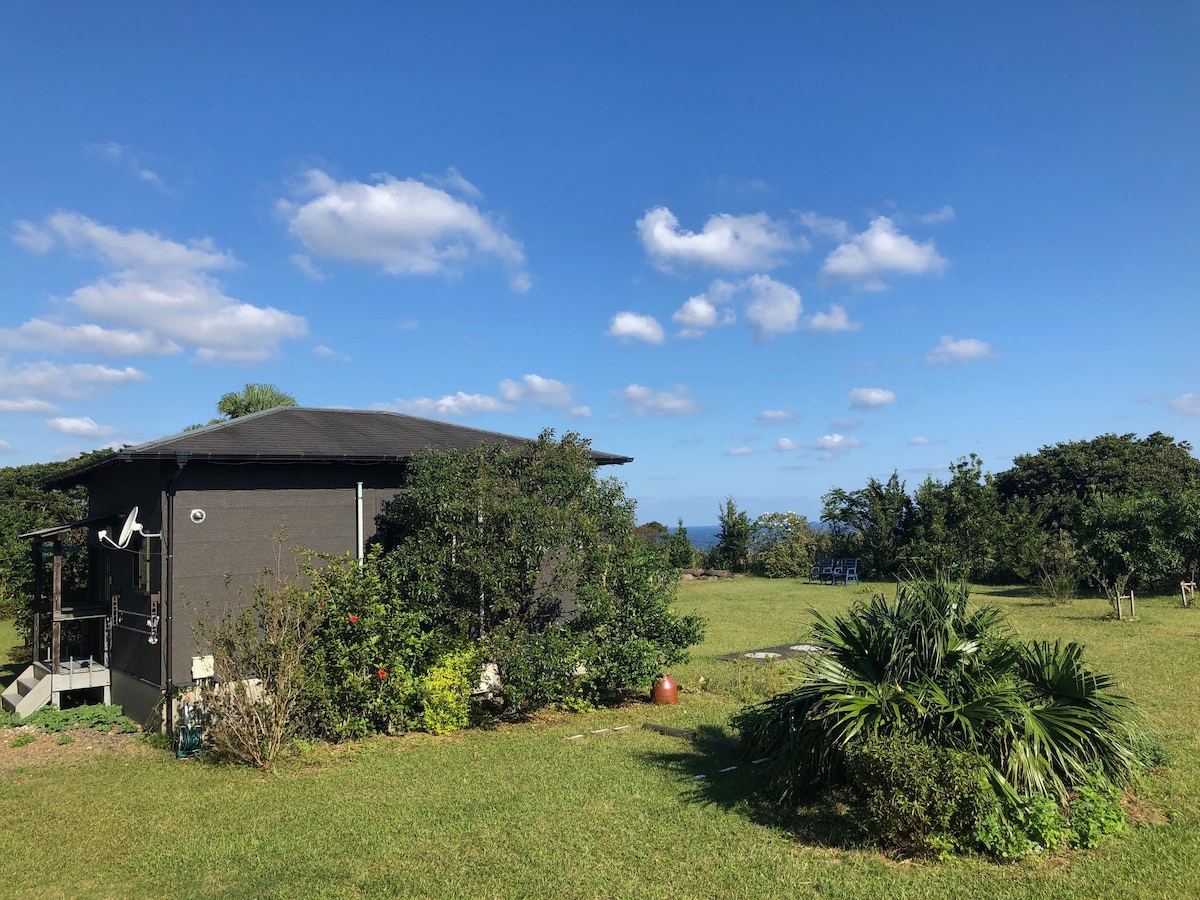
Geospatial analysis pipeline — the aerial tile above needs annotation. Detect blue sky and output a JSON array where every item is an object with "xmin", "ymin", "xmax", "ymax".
[{"xmin": 2, "ymin": 3, "xmax": 1198, "ymax": 525}]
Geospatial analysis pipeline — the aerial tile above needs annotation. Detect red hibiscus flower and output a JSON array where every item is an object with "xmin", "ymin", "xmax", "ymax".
[
  {"xmin": 349, "ymin": 614, "xmax": 358, "ymax": 623},
  {"xmin": 378, "ymin": 668, "xmax": 387, "ymax": 679}
]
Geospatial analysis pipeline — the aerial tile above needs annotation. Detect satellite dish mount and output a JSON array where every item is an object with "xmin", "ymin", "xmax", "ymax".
[{"xmin": 98, "ymin": 506, "xmax": 161, "ymax": 550}]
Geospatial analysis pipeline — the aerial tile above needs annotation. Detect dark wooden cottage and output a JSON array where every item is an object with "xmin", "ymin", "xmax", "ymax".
[{"xmin": 1, "ymin": 408, "xmax": 630, "ymax": 725}]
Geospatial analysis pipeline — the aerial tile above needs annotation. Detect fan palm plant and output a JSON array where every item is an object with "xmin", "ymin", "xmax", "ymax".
[{"xmin": 734, "ymin": 578, "xmax": 1143, "ymax": 808}]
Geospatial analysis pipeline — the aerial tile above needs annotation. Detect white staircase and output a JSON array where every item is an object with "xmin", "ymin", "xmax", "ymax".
[
  {"xmin": 2, "ymin": 658, "xmax": 111, "ymax": 718},
  {"xmin": 2, "ymin": 663, "xmax": 52, "ymax": 718}
]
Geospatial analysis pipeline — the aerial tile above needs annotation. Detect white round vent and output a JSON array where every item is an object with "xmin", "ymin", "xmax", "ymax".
[{"xmin": 189, "ymin": 509, "xmax": 207, "ymax": 524}]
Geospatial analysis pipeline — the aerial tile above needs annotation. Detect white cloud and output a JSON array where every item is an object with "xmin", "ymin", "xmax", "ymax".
[
  {"xmin": 671, "ymin": 284, "xmax": 738, "ymax": 338},
  {"xmin": 376, "ymin": 392, "xmax": 513, "ymax": 416},
  {"xmin": 637, "ymin": 206, "xmax": 802, "ymax": 272},
  {"xmin": 0, "ymin": 320, "xmax": 180, "ymax": 357},
  {"xmin": 13, "ymin": 221, "xmax": 54, "ymax": 253},
  {"xmin": 0, "ymin": 440, "xmax": 10, "ymax": 452},
  {"xmin": 756, "ymin": 409, "xmax": 795, "ymax": 423},
  {"xmin": 0, "ymin": 360, "xmax": 146, "ymax": 398},
  {"xmin": 570, "ymin": 405, "xmax": 593, "ymax": 418},
  {"xmin": 13, "ymin": 213, "xmax": 306, "ymax": 363},
  {"xmin": 290, "ymin": 254, "xmax": 328, "ymax": 281},
  {"xmin": 1169, "ymin": 394, "xmax": 1200, "ymax": 416},
  {"xmin": 498, "ymin": 374, "xmax": 573, "ymax": 407},
  {"xmin": 312, "ymin": 345, "xmax": 352, "ymax": 363},
  {"xmin": 774, "ymin": 437, "xmax": 799, "ymax": 451},
  {"xmin": 423, "ymin": 166, "xmax": 483, "ymax": 200},
  {"xmin": 926, "ymin": 336, "xmax": 996, "ymax": 365},
  {"xmin": 849, "ymin": 387, "xmax": 895, "ymax": 409},
  {"xmin": 807, "ymin": 304, "xmax": 860, "ymax": 333},
  {"xmin": 616, "ymin": 384, "xmax": 699, "ymax": 416},
  {"xmin": 46, "ymin": 416, "xmax": 116, "ymax": 437},
  {"xmin": 17, "ymin": 212, "xmax": 235, "ymax": 272},
  {"xmin": 0, "ymin": 397, "xmax": 59, "ymax": 413},
  {"xmin": 607, "ymin": 311, "xmax": 665, "ymax": 345},
  {"xmin": 914, "ymin": 205, "xmax": 956, "ymax": 224},
  {"xmin": 909, "ymin": 436, "xmax": 943, "ymax": 445},
  {"xmin": 726, "ymin": 446, "xmax": 756, "ymax": 456},
  {"xmin": 798, "ymin": 212, "xmax": 851, "ymax": 241},
  {"xmin": 68, "ymin": 275, "xmax": 306, "ymax": 364},
  {"xmin": 279, "ymin": 169, "xmax": 528, "ymax": 290},
  {"xmin": 743, "ymin": 274, "xmax": 802, "ymax": 341},
  {"xmin": 822, "ymin": 216, "xmax": 947, "ymax": 287},
  {"xmin": 829, "ymin": 418, "xmax": 861, "ymax": 431},
  {"xmin": 814, "ymin": 433, "xmax": 862, "ymax": 459}
]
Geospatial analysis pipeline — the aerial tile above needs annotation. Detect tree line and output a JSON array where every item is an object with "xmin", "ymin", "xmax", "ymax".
[{"xmin": 648, "ymin": 432, "xmax": 1200, "ymax": 595}]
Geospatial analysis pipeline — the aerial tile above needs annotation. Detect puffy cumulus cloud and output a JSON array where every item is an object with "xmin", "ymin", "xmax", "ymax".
[
  {"xmin": 822, "ymin": 217, "xmax": 947, "ymax": 288},
  {"xmin": 570, "ymin": 405, "xmax": 593, "ymax": 418},
  {"xmin": 637, "ymin": 207, "xmax": 802, "ymax": 272},
  {"xmin": 279, "ymin": 169, "xmax": 529, "ymax": 290},
  {"xmin": 671, "ymin": 292, "xmax": 736, "ymax": 339},
  {"xmin": 607, "ymin": 311, "xmax": 665, "ymax": 344},
  {"xmin": 909, "ymin": 436, "xmax": 943, "ymax": 445},
  {"xmin": 46, "ymin": 416, "xmax": 116, "ymax": 437},
  {"xmin": 0, "ymin": 320, "xmax": 180, "ymax": 357},
  {"xmin": 375, "ymin": 392, "xmax": 514, "ymax": 417},
  {"xmin": 726, "ymin": 446, "xmax": 756, "ymax": 456},
  {"xmin": 498, "ymin": 374, "xmax": 573, "ymax": 408},
  {"xmin": 849, "ymin": 387, "xmax": 896, "ymax": 409},
  {"xmin": 0, "ymin": 360, "xmax": 146, "ymax": 398},
  {"xmin": 756, "ymin": 409, "xmax": 795, "ymax": 423},
  {"xmin": 743, "ymin": 274, "xmax": 802, "ymax": 341},
  {"xmin": 0, "ymin": 397, "xmax": 59, "ymax": 413},
  {"xmin": 774, "ymin": 437, "xmax": 799, "ymax": 451},
  {"xmin": 807, "ymin": 304, "xmax": 860, "ymax": 333},
  {"xmin": 1169, "ymin": 394, "xmax": 1200, "ymax": 416},
  {"xmin": 926, "ymin": 336, "xmax": 997, "ymax": 365},
  {"xmin": 12, "ymin": 213, "xmax": 307, "ymax": 363},
  {"xmin": 68, "ymin": 275, "xmax": 306, "ymax": 364},
  {"xmin": 675, "ymin": 276, "xmax": 801, "ymax": 341},
  {"xmin": 814, "ymin": 433, "xmax": 861, "ymax": 459},
  {"xmin": 616, "ymin": 384, "xmax": 700, "ymax": 416}
]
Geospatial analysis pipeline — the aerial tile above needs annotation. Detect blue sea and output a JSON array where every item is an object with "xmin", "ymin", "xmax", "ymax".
[{"xmin": 668, "ymin": 524, "xmax": 721, "ymax": 551}]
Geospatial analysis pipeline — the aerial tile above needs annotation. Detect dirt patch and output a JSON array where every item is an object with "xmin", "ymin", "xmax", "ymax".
[
  {"xmin": 0, "ymin": 725, "xmax": 151, "ymax": 775},
  {"xmin": 1122, "ymin": 791, "xmax": 1169, "ymax": 827}
]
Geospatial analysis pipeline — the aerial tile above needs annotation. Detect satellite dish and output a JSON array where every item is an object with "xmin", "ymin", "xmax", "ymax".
[
  {"xmin": 118, "ymin": 507, "xmax": 140, "ymax": 548},
  {"xmin": 99, "ymin": 506, "xmax": 161, "ymax": 549}
]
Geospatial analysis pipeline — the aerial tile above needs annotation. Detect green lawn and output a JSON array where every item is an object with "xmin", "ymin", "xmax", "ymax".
[{"xmin": 2, "ymin": 580, "xmax": 1198, "ymax": 899}]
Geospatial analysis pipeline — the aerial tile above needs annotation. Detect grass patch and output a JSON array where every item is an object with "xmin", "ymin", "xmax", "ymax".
[{"xmin": 2, "ymin": 582, "xmax": 1199, "ymax": 898}]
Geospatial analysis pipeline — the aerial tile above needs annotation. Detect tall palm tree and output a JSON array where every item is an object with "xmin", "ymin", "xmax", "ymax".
[{"xmin": 216, "ymin": 383, "xmax": 297, "ymax": 419}]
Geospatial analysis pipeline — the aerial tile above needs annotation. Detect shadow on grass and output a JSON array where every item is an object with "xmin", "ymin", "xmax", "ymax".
[
  {"xmin": 2, "ymin": 642, "xmax": 30, "ymax": 689},
  {"xmin": 635, "ymin": 728, "xmax": 864, "ymax": 850}
]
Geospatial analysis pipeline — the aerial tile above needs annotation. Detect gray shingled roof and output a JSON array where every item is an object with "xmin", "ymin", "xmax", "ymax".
[{"xmin": 56, "ymin": 407, "xmax": 631, "ymax": 482}]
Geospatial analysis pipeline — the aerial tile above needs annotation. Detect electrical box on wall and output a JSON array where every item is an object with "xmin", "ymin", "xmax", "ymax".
[{"xmin": 191, "ymin": 655, "xmax": 215, "ymax": 680}]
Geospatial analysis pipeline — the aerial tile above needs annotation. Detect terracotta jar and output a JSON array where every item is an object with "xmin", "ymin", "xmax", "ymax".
[{"xmin": 651, "ymin": 673, "xmax": 678, "ymax": 705}]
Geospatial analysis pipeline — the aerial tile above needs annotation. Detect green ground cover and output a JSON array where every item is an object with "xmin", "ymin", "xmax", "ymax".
[{"xmin": 2, "ymin": 580, "xmax": 1198, "ymax": 899}]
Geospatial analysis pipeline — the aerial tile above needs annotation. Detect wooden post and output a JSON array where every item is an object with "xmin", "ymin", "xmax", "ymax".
[
  {"xmin": 30, "ymin": 541, "xmax": 41, "ymax": 664},
  {"xmin": 1182, "ymin": 581, "xmax": 1196, "ymax": 608},
  {"xmin": 51, "ymin": 538, "xmax": 63, "ymax": 675}
]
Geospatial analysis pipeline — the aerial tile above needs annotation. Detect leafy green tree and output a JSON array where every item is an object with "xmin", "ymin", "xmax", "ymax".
[
  {"xmin": 750, "ymin": 511, "xmax": 818, "ymax": 578},
  {"xmin": 376, "ymin": 431, "xmax": 704, "ymax": 708},
  {"xmin": 634, "ymin": 521, "xmax": 669, "ymax": 554},
  {"xmin": 709, "ymin": 496, "xmax": 752, "ymax": 572},
  {"xmin": 1078, "ymin": 489, "xmax": 1200, "ymax": 592},
  {"xmin": 909, "ymin": 455, "xmax": 1004, "ymax": 581},
  {"xmin": 821, "ymin": 472, "xmax": 914, "ymax": 578},
  {"xmin": 994, "ymin": 432, "xmax": 1200, "ymax": 538},
  {"xmin": 667, "ymin": 519, "xmax": 697, "ymax": 569}
]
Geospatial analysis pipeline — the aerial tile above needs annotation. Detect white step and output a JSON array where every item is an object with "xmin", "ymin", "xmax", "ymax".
[{"xmin": 1, "ymin": 664, "xmax": 52, "ymax": 717}]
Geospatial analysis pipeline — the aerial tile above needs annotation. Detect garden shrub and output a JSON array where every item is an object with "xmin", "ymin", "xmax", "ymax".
[
  {"xmin": 24, "ymin": 703, "xmax": 138, "ymax": 733},
  {"xmin": 734, "ymin": 577, "xmax": 1144, "ymax": 856},
  {"xmin": 418, "ymin": 646, "xmax": 482, "ymax": 735},
  {"xmin": 845, "ymin": 735, "xmax": 997, "ymax": 856}
]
